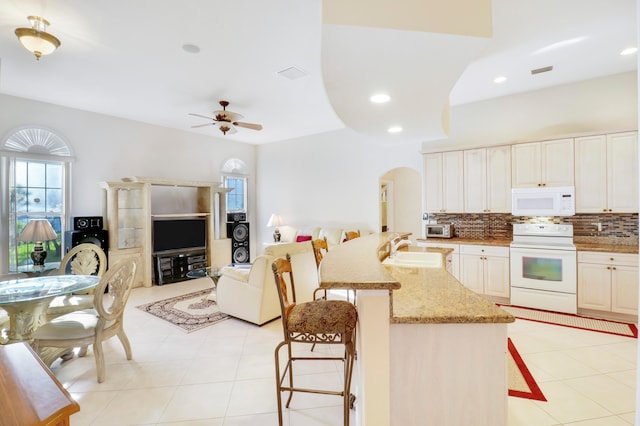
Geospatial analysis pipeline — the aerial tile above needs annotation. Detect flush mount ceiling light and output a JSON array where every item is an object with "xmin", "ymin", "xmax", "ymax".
[
  {"xmin": 370, "ymin": 94, "xmax": 391, "ymax": 103},
  {"xmin": 387, "ymin": 126, "xmax": 403, "ymax": 133},
  {"xmin": 493, "ymin": 76, "xmax": 507, "ymax": 83},
  {"xmin": 15, "ymin": 16, "xmax": 61, "ymax": 60},
  {"xmin": 620, "ymin": 47, "xmax": 638, "ymax": 56}
]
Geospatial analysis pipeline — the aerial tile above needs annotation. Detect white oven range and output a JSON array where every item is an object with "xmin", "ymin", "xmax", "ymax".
[{"xmin": 510, "ymin": 223, "xmax": 577, "ymax": 314}]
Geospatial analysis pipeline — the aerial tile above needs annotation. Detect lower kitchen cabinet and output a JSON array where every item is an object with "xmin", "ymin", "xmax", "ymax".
[
  {"xmin": 459, "ymin": 245, "xmax": 510, "ymax": 299},
  {"xmin": 578, "ymin": 251, "xmax": 638, "ymax": 316}
]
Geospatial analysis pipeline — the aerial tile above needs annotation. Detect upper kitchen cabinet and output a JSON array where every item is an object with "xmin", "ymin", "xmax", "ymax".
[
  {"xmin": 511, "ymin": 139, "xmax": 574, "ymax": 188},
  {"xmin": 423, "ymin": 151, "xmax": 463, "ymax": 213},
  {"xmin": 575, "ymin": 132, "xmax": 638, "ymax": 213},
  {"xmin": 464, "ymin": 146, "xmax": 511, "ymax": 213}
]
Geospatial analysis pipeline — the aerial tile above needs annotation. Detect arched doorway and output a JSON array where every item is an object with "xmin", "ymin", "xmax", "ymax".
[{"xmin": 379, "ymin": 167, "xmax": 422, "ymax": 241}]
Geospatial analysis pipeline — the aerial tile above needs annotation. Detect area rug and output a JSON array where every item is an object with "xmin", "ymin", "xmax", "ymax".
[
  {"xmin": 501, "ymin": 305, "xmax": 638, "ymax": 338},
  {"xmin": 137, "ymin": 289, "xmax": 229, "ymax": 333},
  {"xmin": 508, "ymin": 338, "xmax": 546, "ymax": 401}
]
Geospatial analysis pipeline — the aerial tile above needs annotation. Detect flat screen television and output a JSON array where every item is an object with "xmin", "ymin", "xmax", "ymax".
[{"xmin": 152, "ymin": 218, "xmax": 206, "ymax": 253}]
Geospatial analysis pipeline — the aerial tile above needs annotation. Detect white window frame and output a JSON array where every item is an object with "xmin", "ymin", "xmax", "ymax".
[{"xmin": 1, "ymin": 128, "xmax": 73, "ymax": 273}]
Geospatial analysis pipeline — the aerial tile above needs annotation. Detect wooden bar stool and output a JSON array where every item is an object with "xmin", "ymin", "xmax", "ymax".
[{"xmin": 272, "ymin": 254, "xmax": 357, "ymax": 425}]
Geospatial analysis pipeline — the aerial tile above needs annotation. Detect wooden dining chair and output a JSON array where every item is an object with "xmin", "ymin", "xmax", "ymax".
[
  {"xmin": 272, "ymin": 254, "xmax": 357, "ymax": 425},
  {"xmin": 343, "ymin": 230, "xmax": 360, "ymax": 242},
  {"xmin": 33, "ymin": 259, "xmax": 137, "ymax": 382},
  {"xmin": 46, "ymin": 243, "xmax": 108, "ymax": 320}
]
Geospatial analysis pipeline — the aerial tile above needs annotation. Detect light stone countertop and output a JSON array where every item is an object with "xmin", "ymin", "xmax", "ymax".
[{"xmin": 319, "ymin": 233, "xmax": 514, "ymax": 325}]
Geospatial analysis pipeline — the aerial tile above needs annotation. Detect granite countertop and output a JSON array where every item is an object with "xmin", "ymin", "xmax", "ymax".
[
  {"xmin": 319, "ymin": 233, "xmax": 514, "ymax": 325},
  {"xmin": 417, "ymin": 237, "xmax": 639, "ymax": 254},
  {"xmin": 386, "ymin": 265, "xmax": 514, "ymax": 324},
  {"xmin": 416, "ymin": 238, "xmax": 511, "ymax": 247}
]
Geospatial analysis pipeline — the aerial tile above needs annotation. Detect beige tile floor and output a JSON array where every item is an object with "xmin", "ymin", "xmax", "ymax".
[{"xmin": 47, "ymin": 278, "xmax": 637, "ymax": 425}]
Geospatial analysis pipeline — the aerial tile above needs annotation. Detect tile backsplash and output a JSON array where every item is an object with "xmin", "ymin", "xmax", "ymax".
[{"xmin": 428, "ymin": 213, "xmax": 639, "ymax": 244}]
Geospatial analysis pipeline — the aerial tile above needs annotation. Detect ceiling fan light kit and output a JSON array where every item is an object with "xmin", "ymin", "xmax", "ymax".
[
  {"xmin": 189, "ymin": 100, "xmax": 263, "ymax": 136},
  {"xmin": 15, "ymin": 16, "xmax": 61, "ymax": 60}
]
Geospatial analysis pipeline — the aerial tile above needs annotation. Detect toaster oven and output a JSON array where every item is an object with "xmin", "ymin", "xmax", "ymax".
[{"xmin": 425, "ymin": 223, "xmax": 454, "ymax": 238}]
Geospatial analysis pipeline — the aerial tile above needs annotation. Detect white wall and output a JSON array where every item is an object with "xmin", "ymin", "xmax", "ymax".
[
  {"xmin": 0, "ymin": 94, "xmax": 256, "ymax": 267},
  {"xmin": 256, "ymin": 128, "xmax": 423, "ymax": 245}
]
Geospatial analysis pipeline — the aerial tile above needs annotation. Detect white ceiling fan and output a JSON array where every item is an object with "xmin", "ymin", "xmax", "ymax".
[{"xmin": 189, "ymin": 100, "xmax": 263, "ymax": 135}]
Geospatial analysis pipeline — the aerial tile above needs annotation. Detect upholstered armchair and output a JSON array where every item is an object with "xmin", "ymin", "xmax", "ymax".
[{"xmin": 216, "ymin": 241, "xmax": 319, "ymax": 325}]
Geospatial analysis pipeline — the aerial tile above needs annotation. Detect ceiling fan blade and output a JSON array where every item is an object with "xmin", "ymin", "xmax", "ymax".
[
  {"xmin": 188, "ymin": 113, "xmax": 214, "ymax": 120},
  {"xmin": 233, "ymin": 122, "xmax": 263, "ymax": 131},
  {"xmin": 191, "ymin": 123, "xmax": 214, "ymax": 128}
]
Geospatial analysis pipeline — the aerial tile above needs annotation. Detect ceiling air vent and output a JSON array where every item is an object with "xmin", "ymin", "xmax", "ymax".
[
  {"xmin": 277, "ymin": 65, "xmax": 308, "ymax": 80},
  {"xmin": 531, "ymin": 66, "xmax": 554, "ymax": 75}
]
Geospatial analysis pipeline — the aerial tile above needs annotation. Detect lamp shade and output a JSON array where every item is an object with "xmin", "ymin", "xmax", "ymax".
[
  {"xmin": 18, "ymin": 219, "xmax": 58, "ymax": 242},
  {"xmin": 15, "ymin": 16, "xmax": 61, "ymax": 60},
  {"xmin": 267, "ymin": 214, "xmax": 283, "ymax": 227}
]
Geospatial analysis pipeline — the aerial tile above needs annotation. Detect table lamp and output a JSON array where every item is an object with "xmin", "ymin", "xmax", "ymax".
[
  {"xmin": 267, "ymin": 214, "xmax": 283, "ymax": 242},
  {"xmin": 18, "ymin": 219, "xmax": 58, "ymax": 269}
]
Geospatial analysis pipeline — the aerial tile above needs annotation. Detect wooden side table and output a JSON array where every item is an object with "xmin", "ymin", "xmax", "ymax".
[{"xmin": 0, "ymin": 342, "xmax": 79, "ymax": 425}]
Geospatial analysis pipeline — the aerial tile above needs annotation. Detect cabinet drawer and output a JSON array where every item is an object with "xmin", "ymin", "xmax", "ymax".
[
  {"xmin": 459, "ymin": 244, "xmax": 509, "ymax": 257},
  {"xmin": 578, "ymin": 251, "xmax": 638, "ymax": 266}
]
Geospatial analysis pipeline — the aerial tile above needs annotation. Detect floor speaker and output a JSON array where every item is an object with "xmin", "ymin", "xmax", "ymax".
[
  {"xmin": 227, "ymin": 222, "xmax": 250, "ymax": 263},
  {"xmin": 64, "ymin": 229, "xmax": 109, "ymax": 258}
]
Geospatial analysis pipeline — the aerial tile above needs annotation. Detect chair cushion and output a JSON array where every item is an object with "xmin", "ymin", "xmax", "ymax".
[
  {"xmin": 34, "ymin": 309, "xmax": 99, "ymax": 340},
  {"xmin": 220, "ymin": 266, "xmax": 251, "ymax": 283},
  {"xmin": 287, "ymin": 300, "xmax": 357, "ymax": 335}
]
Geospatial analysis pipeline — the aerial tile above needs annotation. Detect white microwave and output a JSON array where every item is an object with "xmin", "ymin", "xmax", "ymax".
[{"xmin": 511, "ymin": 186, "xmax": 575, "ymax": 216}]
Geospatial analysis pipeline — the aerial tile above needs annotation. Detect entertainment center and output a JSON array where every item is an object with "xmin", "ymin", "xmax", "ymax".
[{"xmin": 100, "ymin": 177, "xmax": 233, "ymax": 287}]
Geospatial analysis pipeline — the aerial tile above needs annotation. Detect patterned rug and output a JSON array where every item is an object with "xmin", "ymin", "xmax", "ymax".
[
  {"xmin": 502, "ymin": 305, "xmax": 638, "ymax": 338},
  {"xmin": 137, "ymin": 289, "xmax": 229, "ymax": 333},
  {"xmin": 508, "ymin": 338, "xmax": 546, "ymax": 401}
]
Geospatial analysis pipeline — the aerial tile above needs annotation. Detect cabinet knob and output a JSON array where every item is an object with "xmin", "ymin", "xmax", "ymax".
[
  {"xmin": 603, "ymin": 208, "xmax": 608, "ymax": 212},
  {"xmin": 607, "ymin": 266, "xmax": 611, "ymax": 270},
  {"xmin": 608, "ymin": 209, "xmax": 613, "ymax": 212},
  {"xmin": 537, "ymin": 183, "xmax": 542, "ymax": 187},
  {"xmin": 610, "ymin": 258, "xmax": 614, "ymax": 261},
  {"xmin": 612, "ymin": 267, "xmax": 617, "ymax": 270}
]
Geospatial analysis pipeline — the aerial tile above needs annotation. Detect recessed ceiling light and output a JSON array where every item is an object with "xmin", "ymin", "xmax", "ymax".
[
  {"xmin": 493, "ymin": 76, "xmax": 507, "ymax": 83},
  {"xmin": 621, "ymin": 47, "xmax": 637, "ymax": 56},
  {"xmin": 387, "ymin": 126, "xmax": 403, "ymax": 133},
  {"xmin": 182, "ymin": 44, "xmax": 200, "ymax": 54},
  {"xmin": 370, "ymin": 94, "xmax": 391, "ymax": 103}
]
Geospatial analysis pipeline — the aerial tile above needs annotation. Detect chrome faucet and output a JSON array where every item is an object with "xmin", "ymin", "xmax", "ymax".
[{"xmin": 389, "ymin": 237, "xmax": 412, "ymax": 258}]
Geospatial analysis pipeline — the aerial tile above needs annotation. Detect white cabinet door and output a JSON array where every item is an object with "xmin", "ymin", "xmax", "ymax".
[
  {"xmin": 512, "ymin": 139, "xmax": 574, "ymax": 188},
  {"xmin": 463, "ymin": 148, "xmax": 487, "ymax": 213},
  {"xmin": 442, "ymin": 151, "xmax": 464, "ymax": 213},
  {"xmin": 423, "ymin": 151, "xmax": 463, "ymax": 213},
  {"xmin": 612, "ymin": 265, "xmax": 639, "ymax": 315},
  {"xmin": 577, "ymin": 262, "xmax": 611, "ymax": 311},
  {"xmin": 423, "ymin": 153, "xmax": 443, "ymax": 213},
  {"xmin": 484, "ymin": 256, "xmax": 510, "ymax": 298},
  {"xmin": 541, "ymin": 138, "xmax": 574, "ymax": 187},
  {"xmin": 486, "ymin": 146, "xmax": 511, "ymax": 212},
  {"xmin": 575, "ymin": 135, "xmax": 608, "ymax": 213},
  {"xmin": 511, "ymin": 142, "xmax": 541, "ymax": 188},
  {"xmin": 460, "ymin": 254, "xmax": 484, "ymax": 294},
  {"xmin": 607, "ymin": 132, "xmax": 638, "ymax": 213}
]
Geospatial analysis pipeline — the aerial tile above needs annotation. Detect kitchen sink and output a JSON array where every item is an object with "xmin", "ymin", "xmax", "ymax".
[{"xmin": 382, "ymin": 251, "xmax": 443, "ymax": 268}]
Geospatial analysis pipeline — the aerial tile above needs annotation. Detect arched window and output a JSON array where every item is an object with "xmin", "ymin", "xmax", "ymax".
[
  {"xmin": 221, "ymin": 158, "xmax": 249, "ymax": 213},
  {"xmin": 1, "ymin": 127, "xmax": 73, "ymax": 272}
]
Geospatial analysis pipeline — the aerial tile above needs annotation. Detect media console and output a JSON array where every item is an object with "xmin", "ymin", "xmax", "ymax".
[{"xmin": 154, "ymin": 249, "xmax": 207, "ymax": 285}]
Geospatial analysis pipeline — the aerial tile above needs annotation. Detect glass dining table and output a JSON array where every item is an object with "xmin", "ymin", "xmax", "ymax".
[{"xmin": 0, "ymin": 274, "xmax": 101, "ymax": 343}]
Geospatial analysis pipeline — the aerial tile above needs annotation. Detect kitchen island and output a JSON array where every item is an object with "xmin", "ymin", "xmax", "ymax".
[{"xmin": 319, "ymin": 233, "xmax": 514, "ymax": 426}]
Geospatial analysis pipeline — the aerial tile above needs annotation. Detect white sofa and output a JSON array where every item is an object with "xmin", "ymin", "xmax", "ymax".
[
  {"xmin": 278, "ymin": 226, "xmax": 363, "ymax": 248},
  {"xmin": 216, "ymin": 241, "xmax": 319, "ymax": 325}
]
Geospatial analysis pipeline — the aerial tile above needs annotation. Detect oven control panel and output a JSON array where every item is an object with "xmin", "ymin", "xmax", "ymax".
[{"xmin": 513, "ymin": 223, "xmax": 573, "ymax": 237}]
